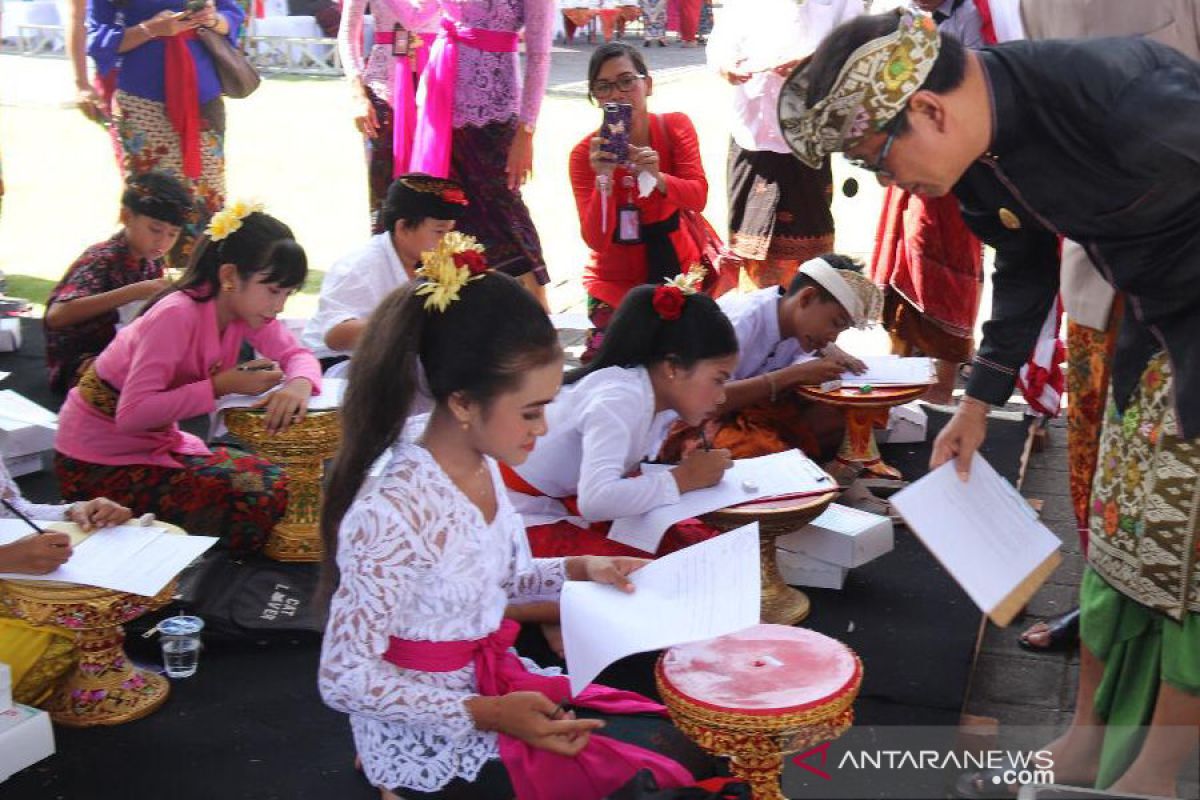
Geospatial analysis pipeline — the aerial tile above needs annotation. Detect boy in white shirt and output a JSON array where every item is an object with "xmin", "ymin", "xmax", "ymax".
[
  {"xmin": 663, "ymin": 254, "xmax": 882, "ymax": 462},
  {"xmin": 302, "ymin": 174, "xmax": 468, "ymax": 369}
]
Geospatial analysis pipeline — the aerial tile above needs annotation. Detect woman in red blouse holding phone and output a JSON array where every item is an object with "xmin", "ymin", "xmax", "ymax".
[{"xmin": 569, "ymin": 42, "xmax": 708, "ymax": 362}]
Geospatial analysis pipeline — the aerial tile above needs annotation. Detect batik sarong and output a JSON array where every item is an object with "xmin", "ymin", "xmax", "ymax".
[
  {"xmin": 451, "ymin": 120, "xmax": 549, "ymax": 285},
  {"xmin": 113, "ymin": 90, "xmax": 226, "ymax": 266},
  {"xmin": 728, "ymin": 139, "xmax": 834, "ymax": 287},
  {"xmin": 55, "ymin": 446, "xmax": 287, "ymax": 557}
]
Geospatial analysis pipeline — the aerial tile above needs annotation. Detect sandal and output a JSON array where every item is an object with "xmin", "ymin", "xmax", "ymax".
[
  {"xmin": 1018, "ymin": 607, "xmax": 1080, "ymax": 652},
  {"xmin": 954, "ymin": 767, "xmax": 1020, "ymax": 799}
]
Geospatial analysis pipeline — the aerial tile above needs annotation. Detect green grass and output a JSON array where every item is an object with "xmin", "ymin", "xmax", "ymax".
[{"xmin": 3, "ymin": 274, "xmax": 56, "ymax": 307}]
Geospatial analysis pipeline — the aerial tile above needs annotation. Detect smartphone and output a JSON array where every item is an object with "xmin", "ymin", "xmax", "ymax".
[{"xmin": 599, "ymin": 102, "xmax": 632, "ymax": 164}]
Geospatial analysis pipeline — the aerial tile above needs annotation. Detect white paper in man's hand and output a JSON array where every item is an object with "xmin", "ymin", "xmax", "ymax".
[
  {"xmin": 889, "ymin": 454, "xmax": 1061, "ymax": 626},
  {"xmin": 561, "ymin": 523, "xmax": 761, "ymax": 696}
]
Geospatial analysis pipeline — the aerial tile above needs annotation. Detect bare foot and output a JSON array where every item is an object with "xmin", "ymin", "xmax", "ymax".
[
  {"xmin": 1107, "ymin": 773, "xmax": 1180, "ymax": 798},
  {"xmin": 541, "ymin": 622, "xmax": 565, "ymax": 658},
  {"xmin": 1021, "ymin": 621, "xmax": 1053, "ymax": 648},
  {"xmin": 1037, "ymin": 728, "xmax": 1102, "ymax": 788}
]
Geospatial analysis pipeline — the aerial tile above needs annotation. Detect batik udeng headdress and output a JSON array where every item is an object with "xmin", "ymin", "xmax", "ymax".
[
  {"xmin": 778, "ymin": 12, "xmax": 941, "ymax": 169},
  {"xmin": 414, "ymin": 231, "xmax": 489, "ymax": 312},
  {"xmin": 797, "ymin": 257, "xmax": 883, "ymax": 329}
]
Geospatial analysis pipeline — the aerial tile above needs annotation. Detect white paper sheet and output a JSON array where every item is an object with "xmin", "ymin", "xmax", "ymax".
[
  {"xmin": 0, "ymin": 391, "xmax": 58, "ymax": 430},
  {"xmin": 0, "ymin": 522, "xmax": 217, "ymax": 597},
  {"xmin": 889, "ymin": 454, "xmax": 1060, "ymax": 615},
  {"xmin": 607, "ymin": 450, "xmax": 833, "ymax": 553},
  {"xmin": 215, "ymin": 377, "xmax": 346, "ymax": 415},
  {"xmin": 561, "ymin": 522, "xmax": 761, "ymax": 696},
  {"xmin": 840, "ymin": 356, "xmax": 935, "ymax": 386},
  {"xmin": 211, "ymin": 377, "xmax": 346, "ymax": 437}
]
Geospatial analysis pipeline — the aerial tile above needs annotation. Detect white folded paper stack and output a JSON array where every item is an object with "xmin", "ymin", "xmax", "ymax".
[
  {"xmin": 0, "ymin": 391, "xmax": 58, "ymax": 477},
  {"xmin": 875, "ymin": 400, "xmax": 928, "ymax": 445},
  {"xmin": 0, "ymin": 663, "xmax": 11, "ymax": 713},
  {"xmin": 775, "ymin": 504, "xmax": 894, "ymax": 589},
  {"xmin": 0, "ymin": 319, "xmax": 21, "ymax": 353},
  {"xmin": 0, "ymin": 703, "xmax": 55, "ymax": 782}
]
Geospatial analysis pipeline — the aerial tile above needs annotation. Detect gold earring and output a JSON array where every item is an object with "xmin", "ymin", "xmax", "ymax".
[{"xmin": 460, "ymin": 419, "xmax": 469, "ymax": 431}]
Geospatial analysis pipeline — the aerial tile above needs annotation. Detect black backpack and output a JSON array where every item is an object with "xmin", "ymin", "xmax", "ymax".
[{"xmin": 132, "ymin": 551, "xmax": 326, "ymax": 641}]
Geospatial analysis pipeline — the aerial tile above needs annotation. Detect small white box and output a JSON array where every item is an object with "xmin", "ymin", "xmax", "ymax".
[
  {"xmin": 3, "ymin": 452, "xmax": 47, "ymax": 479},
  {"xmin": 0, "ymin": 319, "xmax": 21, "ymax": 353},
  {"xmin": 0, "ymin": 663, "xmax": 11, "ymax": 713},
  {"xmin": 875, "ymin": 401, "xmax": 927, "ymax": 444},
  {"xmin": 0, "ymin": 704, "xmax": 55, "ymax": 782},
  {"xmin": 775, "ymin": 503, "xmax": 894, "ymax": 568},
  {"xmin": 0, "ymin": 391, "xmax": 57, "ymax": 468},
  {"xmin": 776, "ymin": 548, "xmax": 848, "ymax": 589}
]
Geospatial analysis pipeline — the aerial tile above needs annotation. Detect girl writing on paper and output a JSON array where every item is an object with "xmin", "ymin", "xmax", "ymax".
[
  {"xmin": 317, "ymin": 247, "xmax": 709, "ymax": 799},
  {"xmin": 0, "ymin": 458, "xmax": 132, "ymax": 706},
  {"xmin": 503, "ymin": 269, "xmax": 737, "ymax": 559},
  {"xmin": 53, "ymin": 206, "xmax": 321, "ymax": 555}
]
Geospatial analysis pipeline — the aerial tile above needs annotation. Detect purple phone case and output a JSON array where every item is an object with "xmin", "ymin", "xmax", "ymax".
[{"xmin": 600, "ymin": 102, "xmax": 633, "ymax": 164}]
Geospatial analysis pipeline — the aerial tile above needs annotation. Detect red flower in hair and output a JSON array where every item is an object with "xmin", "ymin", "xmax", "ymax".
[
  {"xmin": 652, "ymin": 286, "xmax": 685, "ymax": 321},
  {"xmin": 441, "ymin": 187, "xmax": 469, "ymax": 206},
  {"xmin": 453, "ymin": 249, "xmax": 488, "ymax": 275}
]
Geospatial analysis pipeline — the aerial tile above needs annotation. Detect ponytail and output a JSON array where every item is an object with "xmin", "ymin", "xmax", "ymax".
[{"xmin": 319, "ymin": 272, "xmax": 560, "ymax": 602}]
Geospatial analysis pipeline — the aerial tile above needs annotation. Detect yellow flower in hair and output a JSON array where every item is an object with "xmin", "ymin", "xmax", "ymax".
[
  {"xmin": 414, "ymin": 231, "xmax": 490, "ymax": 312},
  {"xmin": 206, "ymin": 199, "xmax": 265, "ymax": 242},
  {"xmin": 662, "ymin": 263, "xmax": 707, "ymax": 295}
]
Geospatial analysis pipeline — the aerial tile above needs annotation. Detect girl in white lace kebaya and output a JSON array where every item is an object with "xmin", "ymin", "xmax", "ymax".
[{"xmin": 317, "ymin": 247, "xmax": 709, "ymax": 800}]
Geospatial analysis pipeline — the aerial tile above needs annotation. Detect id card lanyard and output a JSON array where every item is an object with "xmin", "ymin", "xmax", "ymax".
[{"xmin": 615, "ymin": 174, "xmax": 641, "ymax": 244}]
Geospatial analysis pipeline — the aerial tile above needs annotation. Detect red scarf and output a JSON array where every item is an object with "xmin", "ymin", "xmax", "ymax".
[{"xmin": 163, "ymin": 30, "xmax": 202, "ymax": 179}]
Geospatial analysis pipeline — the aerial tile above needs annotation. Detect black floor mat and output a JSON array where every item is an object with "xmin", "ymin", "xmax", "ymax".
[{"xmin": 0, "ymin": 319, "xmax": 1029, "ymax": 799}]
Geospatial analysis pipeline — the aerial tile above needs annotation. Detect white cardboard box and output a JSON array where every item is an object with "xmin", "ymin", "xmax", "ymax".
[
  {"xmin": 776, "ymin": 548, "xmax": 848, "ymax": 589},
  {"xmin": 3, "ymin": 452, "xmax": 47, "ymax": 479},
  {"xmin": 0, "ymin": 319, "xmax": 21, "ymax": 353},
  {"xmin": 0, "ymin": 391, "xmax": 57, "ymax": 473},
  {"xmin": 0, "ymin": 663, "xmax": 11, "ymax": 713},
  {"xmin": 0, "ymin": 704, "xmax": 55, "ymax": 782},
  {"xmin": 775, "ymin": 503, "xmax": 894, "ymax": 568},
  {"xmin": 875, "ymin": 401, "xmax": 927, "ymax": 444}
]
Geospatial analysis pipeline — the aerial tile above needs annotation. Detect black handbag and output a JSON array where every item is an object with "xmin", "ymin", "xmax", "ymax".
[{"xmin": 196, "ymin": 26, "xmax": 261, "ymax": 99}]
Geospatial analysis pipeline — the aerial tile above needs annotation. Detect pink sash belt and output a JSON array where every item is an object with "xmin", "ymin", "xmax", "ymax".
[
  {"xmin": 383, "ymin": 619, "xmax": 693, "ymax": 800},
  {"xmin": 411, "ymin": 18, "xmax": 519, "ymax": 178},
  {"xmin": 374, "ymin": 30, "xmax": 434, "ymax": 177}
]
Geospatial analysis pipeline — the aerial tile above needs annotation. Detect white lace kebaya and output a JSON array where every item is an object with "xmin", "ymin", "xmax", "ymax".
[{"xmin": 318, "ymin": 442, "xmax": 566, "ymax": 792}]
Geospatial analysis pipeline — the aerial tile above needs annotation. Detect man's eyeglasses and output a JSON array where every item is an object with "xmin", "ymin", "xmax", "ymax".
[
  {"xmin": 591, "ymin": 74, "xmax": 644, "ymax": 98},
  {"xmin": 846, "ymin": 125, "xmax": 898, "ymax": 180}
]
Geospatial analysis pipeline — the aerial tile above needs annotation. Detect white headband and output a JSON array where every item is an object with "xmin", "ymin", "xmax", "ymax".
[{"xmin": 798, "ymin": 257, "xmax": 864, "ymax": 325}]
